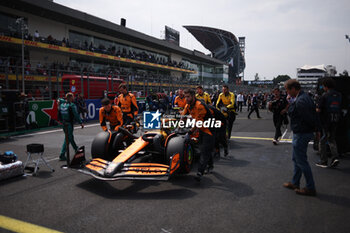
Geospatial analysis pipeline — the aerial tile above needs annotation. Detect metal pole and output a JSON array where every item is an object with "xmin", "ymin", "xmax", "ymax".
[
  {"xmin": 146, "ymin": 76, "xmax": 149, "ymax": 96},
  {"xmin": 143, "ymin": 75, "xmax": 146, "ymax": 97},
  {"xmin": 80, "ymin": 71, "xmax": 84, "ymax": 97},
  {"xmin": 21, "ymin": 22, "xmax": 25, "ymax": 93},
  {"xmin": 106, "ymin": 73, "xmax": 109, "ymax": 92},
  {"xmin": 157, "ymin": 70, "xmax": 160, "ymax": 92},
  {"xmin": 129, "ymin": 65, "xmax": 133, "ymax": 91},
  {"xmin": 16, "ymin": 65, "xmax": 19, "ymax": 89},
  {"xmin": 48, "ymin": 70, "xmax": 52, "ymax": 99},
  {"xmin": 5, "ymin": 58, "xmax": 9, "ymax": 89},
  {"xmin": 111, "ymin": 67, "xmax": 114, "ymax": 92},
  {"xmin": 168, "ymin": 76, "xmax": 171, "ymax": 93},
  {"xmin": 87, "ymin": 72, "xmax": 90, "ymax": 99},
  {"xmin": 56, "ymin": 69, "xmax": 60, "ymax": 98}
]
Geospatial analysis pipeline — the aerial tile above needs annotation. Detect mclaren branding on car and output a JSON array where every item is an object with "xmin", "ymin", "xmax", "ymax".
[{"xmin": 70, "ymin": 125, "xmax": 196, "ymax": 181}]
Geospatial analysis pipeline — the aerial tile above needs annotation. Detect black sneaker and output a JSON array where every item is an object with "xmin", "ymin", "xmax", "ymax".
[
  {"xmin": 207, "ymin": 166, "xmax": 214, "ymax": 174},
  {"xmin": 330, "ymin": 159, "xmax": 339, "ymax": 168},
  {"xmin": 315, "ymin": 162, "xmax": 327, "ymax": 168},
  {"xmin": 224, "ymin": 148, "xmax": 228, "ymax": 157},
  {"xmin": 213, "ymin": 150, "xmax": 220, "ymax": 158},
  {"xmin": 194, "ymin": 172, "xmax": 202, "ymax": 182}
]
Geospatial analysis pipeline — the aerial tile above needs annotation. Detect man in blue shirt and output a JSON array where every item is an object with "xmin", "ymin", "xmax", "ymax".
[{"xmin": 283, "ymin": 79, "xmax": 318, "ymax": 196}]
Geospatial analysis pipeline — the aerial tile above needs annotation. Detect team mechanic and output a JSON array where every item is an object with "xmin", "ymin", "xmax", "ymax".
[
  {"xmin": 174, "ymin": 89, "xmax": 187, "ymax": 108},
  {"xmin": 196, "ymin": 85, "xmax": 211, "ymax": 105},
  {"xmin": 182, "ymin": 89, "xmax": 216, "ymax": 182},
  {"xmin": 216, "ymin": 84, "xmax": 236, "ymax": 138},
  {"xmin": 118, "ymin": 84, "xmax": 139, "ymax": 125},
  {"xmin": 99, "ymin": 98, "xmax": 123, "ymax": 131}
]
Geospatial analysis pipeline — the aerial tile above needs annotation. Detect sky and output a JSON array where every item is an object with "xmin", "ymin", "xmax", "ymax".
[{"xmin": 55, "ymin": 0, "xmax": 350, "ymax": 80}]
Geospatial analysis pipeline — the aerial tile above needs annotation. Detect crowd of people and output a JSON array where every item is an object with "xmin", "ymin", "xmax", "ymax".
[
  {"xmin": 56, "ymin": 77, "xmax": 346, "ymax": 194},
  {"xmin": 4, "ymin": 28, "xmax": 192, "ymax": 71}
]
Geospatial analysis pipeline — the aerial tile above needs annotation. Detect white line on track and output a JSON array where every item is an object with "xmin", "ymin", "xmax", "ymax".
[
  {"xmin": 281, "ymin": 128, "xmax": 288, "ymax": 140},
  {"xmin": 13, "ymin": 123, "xmax": 100, "ymax": 138}
]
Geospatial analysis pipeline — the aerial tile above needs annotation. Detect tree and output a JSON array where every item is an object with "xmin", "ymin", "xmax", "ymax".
[
  {"xmin": 273, "ymin": 75, "xmax": 291, "ymax": 84},
  {"xmin": 254, "ymin": 73, "xmax": 260, "ymax": 81},
  {"xmin": 339, "ymin": 70, "xmax": 349, "ymax": 77}
]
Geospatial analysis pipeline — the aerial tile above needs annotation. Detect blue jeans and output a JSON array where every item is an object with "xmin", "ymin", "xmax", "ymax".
[{"xmin": 292, "ymin": 133, "xmax": 315, "ymax": 190}]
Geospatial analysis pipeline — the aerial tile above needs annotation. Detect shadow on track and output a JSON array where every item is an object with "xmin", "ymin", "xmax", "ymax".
[
  {"xmin": 228, "ymin": 140, "xmax": 265, "ymax": 150},
  {"xmin": 215, "ymin": 156, "xmax": 250, "ymax": 168},
  {"xmin": 317, "ymin": 193, "xmax": 350, "ymax": 209},
  {"xmin": 76, "ymin": 178, "xmax": 197, "ymax": 200},
  {"xmin": 170, "ymin": 172, "xmax": 254, "ymax": 198}
]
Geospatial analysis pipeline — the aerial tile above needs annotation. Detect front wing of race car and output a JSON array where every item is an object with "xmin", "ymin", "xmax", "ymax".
[
  {"xmin": 76, "ymin": 152, "xmax": 181, "ymax": 181},
  {"xmin": 70, "ymin": 130, "xmax": 188, "ymax": 181}
]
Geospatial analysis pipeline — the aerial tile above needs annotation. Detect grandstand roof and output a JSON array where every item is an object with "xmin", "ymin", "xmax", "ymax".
[
  {"xmin": 183, "ymin": 26, "xmax": 243, "ymax": 63},
  {"xmin": 1, "ymin": 0, "xmax": 225, "ymax": 66},
  {"xmin": 299, "ymin": 65, "xmax": 326, "ymax": 72}
]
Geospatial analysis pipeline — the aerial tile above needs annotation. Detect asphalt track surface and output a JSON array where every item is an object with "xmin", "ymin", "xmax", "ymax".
[{"xmin": 0, "ymin": 108, "xmax": 349, "ymax": 233}]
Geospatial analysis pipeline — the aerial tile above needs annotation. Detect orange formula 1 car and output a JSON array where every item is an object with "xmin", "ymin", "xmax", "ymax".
[{"xmin": 72, "ymin": 127, "xmax": 195, "ymax": 181}]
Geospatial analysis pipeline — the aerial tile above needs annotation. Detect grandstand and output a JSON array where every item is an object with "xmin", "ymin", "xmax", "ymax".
[
  {"xmin": 184, "ymin": 26, "xmax": 246, "ymax": 83},
  {"xmin": 0, "ymin": 0, "xmax": 232, "ymax": 97},
  {"xmin": 296, "ymin": 64, "xmax": 337, "ymax": 89}
]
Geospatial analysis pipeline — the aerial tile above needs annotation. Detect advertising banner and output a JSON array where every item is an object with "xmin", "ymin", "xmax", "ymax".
[
  {"xmin": 27, "ymin": 100, "xmax": 58, "ymax": 128},
  {"xmin": 85, "ymin": 99, "xmax": 101, "ymax": 121}
]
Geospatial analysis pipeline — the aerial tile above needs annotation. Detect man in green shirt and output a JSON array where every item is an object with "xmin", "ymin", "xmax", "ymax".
[{"xmin": 58, "ymin": 92, "xmax": 84, "ymax": 161}]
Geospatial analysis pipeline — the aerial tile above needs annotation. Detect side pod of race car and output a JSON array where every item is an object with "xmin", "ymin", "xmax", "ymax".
[{"xmin": 71, "ymin": 127, "xmax": 195, "ymax": 181}]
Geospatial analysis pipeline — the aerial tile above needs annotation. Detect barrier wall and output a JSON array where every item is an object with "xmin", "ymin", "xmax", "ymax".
[{"xmin": 25, "ymin": 99, "xmax": 145, "ymax": 128}]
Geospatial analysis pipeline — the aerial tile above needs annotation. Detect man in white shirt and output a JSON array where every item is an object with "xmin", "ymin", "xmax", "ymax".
[
  {"xmin": 34, "ymin": 30, "xmax": 40, "ymax": 41},
  {"xmin": 237, "ymin": 92, "xmax": 244, "ymax": 112}
]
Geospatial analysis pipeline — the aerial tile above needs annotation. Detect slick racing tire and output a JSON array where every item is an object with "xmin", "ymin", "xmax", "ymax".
[
  {"xmin": 91, "ymin": 131, "xmax": 111, "ymax": 160},
  {"xmin": 165, "ymin": 135, "xmax": 194, "ymax": 174}
]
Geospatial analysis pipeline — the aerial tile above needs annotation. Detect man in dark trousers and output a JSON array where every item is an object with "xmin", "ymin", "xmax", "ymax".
[
  {"xmin": 316, "ymin": 78, "xmax": 342, "ymax": 168},
  {"xmin": 268, "ymin": 88, "xmax": 289, "ymax": 145},
  {"xmin": 58, "ymin": 92, "xmax": 84, "ymax": 161},
  {"xmin": 248, "ymin": 93, "xmax": 261, "ymax": 119},
  {"xmin": 283, "ymin": 79, "xmax": 318, "ymax": 196},
  {"xmin": 216, "ymin": 85, "xmax": 236, "ymax": 138},
  {"xmin": 182, "ymin": 89, "xmax": 216, "ymax": 181}
]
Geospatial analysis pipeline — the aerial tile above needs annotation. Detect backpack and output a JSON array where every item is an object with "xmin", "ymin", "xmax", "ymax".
[
  {"xmin": 198, "ymin": 100, "xmax": 227, "ymax": 129},
  {"xmin": 326, "ymin": 91, "xmax": 342, "ymax": 123},
  {"xmin": 0, "ymin": 151, "xmax": 17, "ymax": 164}
]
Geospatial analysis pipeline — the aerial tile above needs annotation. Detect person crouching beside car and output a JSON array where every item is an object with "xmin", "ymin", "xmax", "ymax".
[{"xmin": 99, "ymin": 98, "xmax": 123, "ymax": 132}]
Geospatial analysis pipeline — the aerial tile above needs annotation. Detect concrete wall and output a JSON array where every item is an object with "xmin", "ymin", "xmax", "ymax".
[
  {"xmin": 0, "ymin": 6, "xmax": 68, "ymax": 40},
  {"xmin": 1, "ymin": 5, "xmax": 173, "ymax": 57}
]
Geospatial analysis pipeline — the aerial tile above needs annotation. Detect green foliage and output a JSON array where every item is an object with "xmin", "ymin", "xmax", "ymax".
[{"xmin": 273, "ymin": 75, "xmax": 291, "ymax": 84}]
